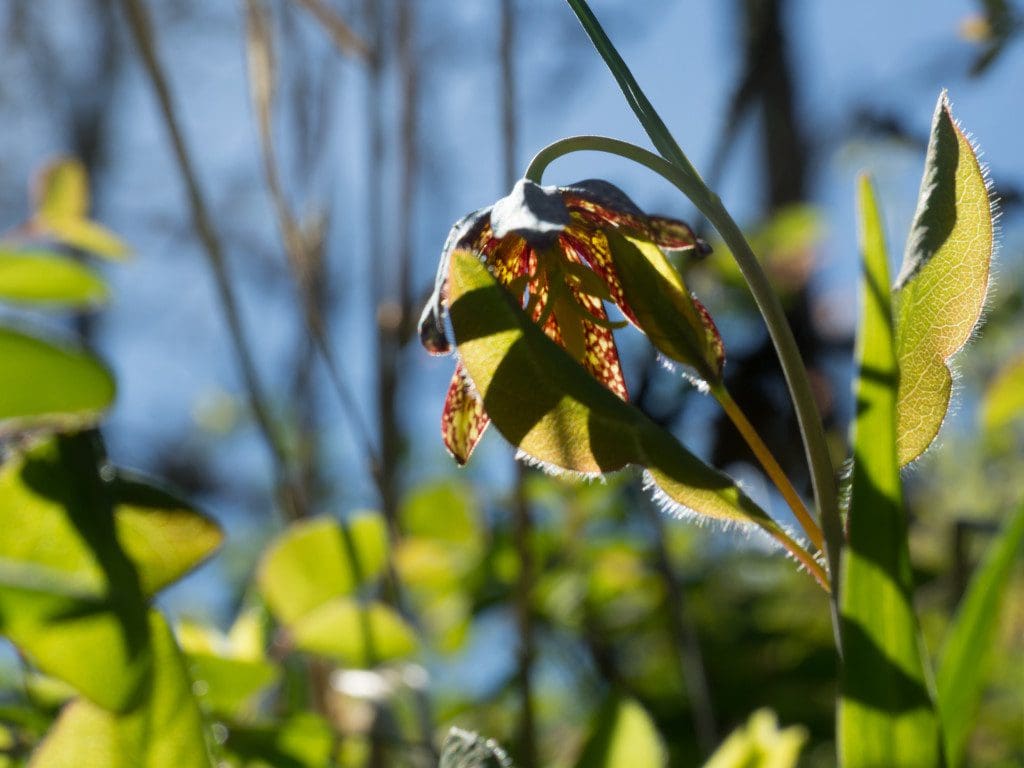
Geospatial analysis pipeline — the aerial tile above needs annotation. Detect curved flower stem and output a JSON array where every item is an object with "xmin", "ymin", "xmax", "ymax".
[
  {"xmin": 525, "ymin": 135, "xmax": 842, "ymax": 597},
  {"xmin": 711, "ymin": 383, "xmax": 824, "ymax": 551}
]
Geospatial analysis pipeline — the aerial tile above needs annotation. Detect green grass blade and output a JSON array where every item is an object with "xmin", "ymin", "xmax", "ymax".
[
  {"xmin": 894, "ymin": 92, "xmax": 993, "ymax": 466},
  {"xmin": 936, "ymin": 501, "xmax": 1024, "ymax": 768},
  {"xmin": 839, "ymin": 176, "xmax": 942, "ymax": 767}
]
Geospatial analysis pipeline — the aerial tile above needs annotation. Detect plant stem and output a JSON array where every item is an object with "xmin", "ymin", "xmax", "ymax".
[
  {"xmin": 525, "ymin": 135, "xmax": 841, "ymax": 601},
  {"xmin": 712, "ymin": 384, "xmax": 824, "ymax": 551}
]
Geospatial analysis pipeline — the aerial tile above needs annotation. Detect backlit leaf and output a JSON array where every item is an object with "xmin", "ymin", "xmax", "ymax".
[
  {"xmin": 448, "ymin": 249, "xmax": 774, "ymax": 530},
  {"xmin": 29, "ymin": 612, "xmax": 211, "ymax": 768},
  {"xmin": 839, "ymin": 175, "xmax": 942, "ymax": 767},
  {"xmin": 936, "ymin": 501, "xmax": 1024, "ymax": 768},
  {"xmin": 574, "ymin": 696, "xmax": 666, "ymax": 768},
  {"xmin": 0, "ymin": 327, "xmax": 115, "ymax": 433},
  {"xmin": 186, "ymin": 653, "xmax": 280, "ymax": 719},
  {"xmin": 37, "ymin": 218, "xmax": 131, "ymax": 261},
  {"xmin": 112, "ymin": 473, "xmax": 223, "ymax": 596},
  {"xmin": 257, "ymin": 513, "xmax": 388, "ymax": 625},
  {"xmin": 894, "ymin": 92, "xmax": 993, "ymax": 466},
  {"xmin": 980, "ymin": 353, "xmax": 1024, "ymax": 433},
  {"xmin": 702, "ymin": 709, "xmax": 806, "ymax": 768},
  {"xmin": 0, "ymin": 251, "xmax": 107, "ymax": 307},
  {"xmin": 289, "ymin": 598, "xmax": 417, "ymax": 667},
  {"xmin": 34, "ymin": 159, "xmax": 89, "ymax": 220},
  {"xmin": 0, "ymin": 435, "xmax": 151, "ymax": 713}
]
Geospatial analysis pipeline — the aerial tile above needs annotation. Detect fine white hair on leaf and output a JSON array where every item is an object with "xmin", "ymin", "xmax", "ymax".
[
  {"xmin": 513, "ymin": 449, "xmax": 605, "ymax": 482},
  {"xmin": 641, "ymin": 470, "xmax": 756, "ymax": 534},
  {"xmin": 655, "ymin": 354, "xmax": 710, "ymax": 394}
]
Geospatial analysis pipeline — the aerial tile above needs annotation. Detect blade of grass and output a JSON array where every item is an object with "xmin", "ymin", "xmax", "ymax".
[
  {"xmin": 936, "ymin": 501, "xmax": 1024, "ymax": 768},
  {"xmin": 838, "ymin": 175, "xmax": 941, "ymax": 767}
]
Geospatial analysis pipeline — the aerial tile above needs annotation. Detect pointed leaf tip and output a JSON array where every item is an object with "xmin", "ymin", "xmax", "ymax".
[{"xmin": 894, "ymin": 91, "xmax": 994, "ymax": 465}]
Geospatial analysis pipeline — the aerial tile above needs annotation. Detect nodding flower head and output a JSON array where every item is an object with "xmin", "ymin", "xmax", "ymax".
[{"xmin": 419, "ymin": 178, "xmax": 721, "ymax": 465}]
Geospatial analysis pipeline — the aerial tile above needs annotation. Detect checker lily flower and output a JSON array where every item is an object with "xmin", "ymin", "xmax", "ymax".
[{"xmin": 419, "ymin": 178, "xmax": 723, "ymax": 465}]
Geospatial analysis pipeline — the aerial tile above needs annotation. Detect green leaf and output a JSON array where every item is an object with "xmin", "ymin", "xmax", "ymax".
[
  {"xmin": 32, "ymin": 158, "xmax": 130, "ymax": 261},
  {"xmin": 0, "ymin": 251, "xmax": 107, "ymax": 307},
  {"xmin": 839, "ymin": 176, "xmax": 941, "ymax": 767},
  {"xmin": 186, "ymin": 653, "xmax": 280, "ymax": 718},
  {"xmin": 34, "ymin": 158, "xmax": 89, "ymax": 220},
  {"xmin": 440, "ymin": 728, "xmax": 513, "ymax": 768},
  {"xmin": 29, "ymin": 611, "xmax": 211, "ymax": 768},
  {"xmin": 448, "ymin": 248, "xmax": 774, "ymax": 530},
  {"xmin": 112, "ymin": 473, "xmax": 223, "ymax": 595},
  {"xmin": 0, "ymin": 435, "xmax": 151, "ymax": 712},
  {"xmin": 35, "ymin": 217, "xmax": 131, "ymax": 262},
  {"xmin": 702, "ymin": 709, "xmax": 806, "ymax": 768},
  {"xmin": 606, "ymin": 230, "xmax": 723, "ymax": 382},
  {"xmin": 256, "ymin": 513, "xmax": 388, "ymax": 626},
  {"xmin": 980, "ymin": 353, "xmax": 1024, "ymax": 433},
  {"xmin": 223, "ymin": 713, "xmax": 334, "ymax": 768},
  {"xmin": 573, "ymin": 696, "xmax": 666, "ymax": 768},
  {"xmin": 0, "ymin": 327, "xmax": 115, "ymax": 432},
  {"xmin": 936, "ymin": 502, "xmax": 1024, "ymax": 768},
  {"xmin": 289, "ymin": 598, "xmax": 417, "ymax": 667},
  {"xmin": 894, "ymin": 92, "xmax": 994, "ymax": 466}
]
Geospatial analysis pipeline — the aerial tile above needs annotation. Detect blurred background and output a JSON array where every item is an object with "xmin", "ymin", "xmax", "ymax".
[{"xmin": 0, "ymin": 0, "xmax": 1021, "ymax": 765}]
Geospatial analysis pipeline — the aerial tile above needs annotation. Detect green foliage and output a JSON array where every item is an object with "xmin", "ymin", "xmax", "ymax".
[
  {"xmin": 0, "ymin": 328, "xmax": 115, "ymax": 432},
  {"xmin": 256, "ymin": 513, "xmax": 388, "ymax": 624},
  {"xmin": 980, "ymin": 353, "xmax": 1024, "ymax": 433},
  {"xmin": 31, "ymin": 158, "xmax": 130, "ymax": 261},
  {"xmin": 936, "ymin": 502, "xmax": 1024, "ymax": 767},
  {"xmin": 839, "ymin": 175, "xmax": 941, "ymax": 767},
  {"xmin": 0, "ymin": 250, "xmax": 107, "ymax": 307},
  {"xmin": 702, "ymin": 710, "xmax": 806, "ymax": 768},
  {"xmin": 29, "ymin": 612, "xmax": 210, "ymax": 768},
  {"xmin": 573, "ymin": 696, "xmax": 667, "ymax": 768},
  {"xmin": 894, "ymin": 93, "xmax": 993, "ymax": 466}
]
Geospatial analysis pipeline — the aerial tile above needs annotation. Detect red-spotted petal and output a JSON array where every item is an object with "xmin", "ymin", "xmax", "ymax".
[
  {"xmin": 441, "ymin": 365, "xmax": 490, "ymax": 465},
  {"xmin": 560, "ymin": 225, "xmax": 640, "ymax": 328}
]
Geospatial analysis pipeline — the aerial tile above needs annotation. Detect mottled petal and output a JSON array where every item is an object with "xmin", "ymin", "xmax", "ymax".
[
  {"xmin": 418, "ymin": 208, "xmax": 490, "ymax": 355},
  {"xmin": 646, "ymin": 215, "xmax": 710, "ymax": 254},
  {"xmin": 560, "ymin": 226, "xmax": 640, "ymax": 327},
  {"xmin": 692, "ymin": 296, "xmax": 726, "ymax": 378},
  {"xmin": 576, "ymin": 294, "xmax": 629, "ymax": 401},
  {"xmin": 441, "ymin": 365, "xmax": 490, "ymax": 465}
]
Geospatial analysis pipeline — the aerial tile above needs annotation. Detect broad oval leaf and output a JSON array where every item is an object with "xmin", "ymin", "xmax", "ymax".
[
  {"xmin": 257, "ymin": 513, "xmax": 388, "ymax": 626},
  {"xmin": 112, "ymin": 473, "xmax": 223, "ymax": 596},
  {"xmin": 894, "ymin": 92, "xmax": 994, "ymax": 466},
  {"xmin": 0, "ymin": 436, "xmax": 150, "ymax": 713},
  {"xmin": 29, "ymin": 612, "xmax": 211, "ymax": 768},
  {"xmin": 289, "ymin": 598, "xmax": 417, "ymax": 667},
  {"xmin": 839, "ymin": 176, "xmax": 941, "ymax": 767},
  {"xmin": 448, "ymin": 249, "xmax": 774, "ymax": 529},
  {"xmin": 0, "ymin": 251, "xmax": 107, "ymax": 308},
  {"xmin": 0, "ymin": 327, "xmax": 115, "ymax": 432}
]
